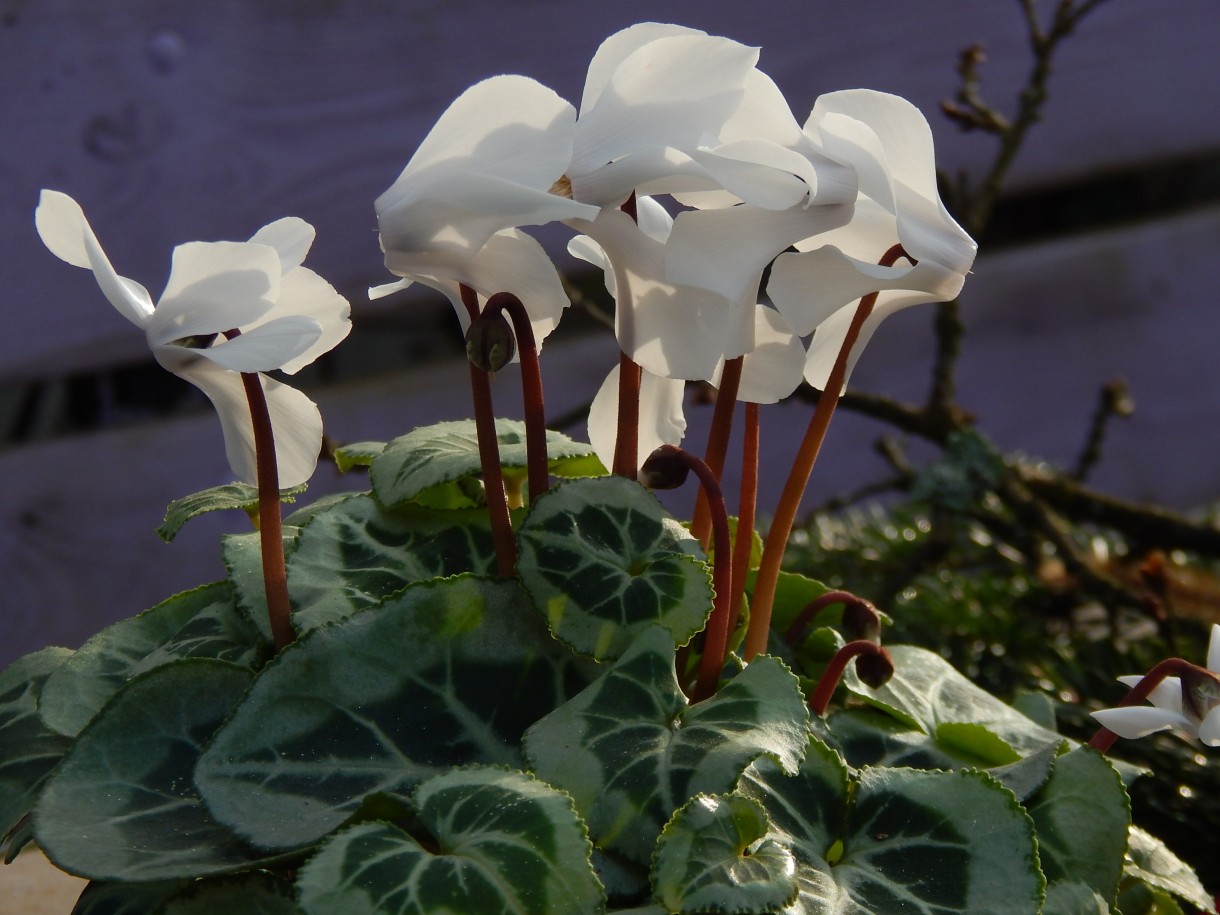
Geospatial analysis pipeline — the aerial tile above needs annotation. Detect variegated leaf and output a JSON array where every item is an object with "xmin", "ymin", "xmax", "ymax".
[
  {"xmin": 524, "ymin": 627, "xmax": 809, "ymax": 864},
  {"xmin": 516, "ymin": 477, "xmax": 712, "ymax": 660}
]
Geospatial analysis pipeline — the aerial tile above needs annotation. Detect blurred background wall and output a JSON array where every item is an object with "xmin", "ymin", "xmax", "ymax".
[{"xmin": 2, "ymin": 0, "xmax": 1219, "ymax": 663}]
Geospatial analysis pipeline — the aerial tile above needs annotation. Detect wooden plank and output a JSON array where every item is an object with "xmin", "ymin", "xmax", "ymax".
[
  {"xmin": 4, "ymin": 203, "xmax": 1220, "ymax": 668},
  {"xmin": 2, "ymin": 0, "xmax": 1218, "ymax": 382}
]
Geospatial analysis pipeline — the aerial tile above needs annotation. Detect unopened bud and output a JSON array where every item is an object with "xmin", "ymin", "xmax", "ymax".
[
  {"xmin": 855, "ymin": 646, "xmax": 895, "ymax": 689},
  {"xmin": 465, "ymin": 310, "xmax": 515, "ymax": 372},
  {"xmin": 640, "ymin": 445, "xmax": 690, "ymax": 490}
]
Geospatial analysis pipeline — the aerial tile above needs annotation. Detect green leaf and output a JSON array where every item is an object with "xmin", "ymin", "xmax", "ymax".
[
  {"xmin": 160, "ymin": 872, "xmax": 301, "ymax": 914},
  {"xmin": 297, "ymin": 768, "xmax": 605, "ymax": 915},
  {"xmin": 516, "ymin": 477, "xmax": 713, "ymax": 660},
  {"xmin": 740, "ymin": 742, "xmax": 1045, "ymax": 915},
  {"xmin": 1124, "ymin": 825, "xmax": 1212, "ymax": 912},
  {"xmin": 827, "ymin": 708, "xmax": 998, "ymax": 773},
  {"xmin": 370, "ymin": 418, "xmax": 602, "ymax": 510},
  {"xmin": 843, "ymin": 645, "xmax": 1064, "ymax": 759},
  {"xmin": 71, "ymin": 880, "xmax": 189, "ymax": 915},
  {"xmin": 39, "ymin": 582, "xmax": 265, "ymax": 737},
  {"xmin": 1042, "ymin": 880, "xmax": 1112, "ymax": 915},
  {"xmin": 284, "ymin": 493, "xmax": 497, "ymax": 631},
  {"xmin": 197, "ymin": 575, "xmax": 591, "ymax": 851},
  {"xmin": 0, "ymin": 647, "xmax": 74, "ymax": 851},
  {"xmin": 36, "ymin": 659, "xmax": 264, "ymax": 881},
  {"xmin": 986, "ymin": 742, "xmax": 1060, "ymax": 802},
  {"xmin": 652, "ymin": 793, "xmax": 798, "ymax": 914},
  {"xmin": 222, "ymin": 527, "xmax": 303, "ymax": 642},
  {"xmin": 935, "ymin": 721, "xmax": 1021, "ymax": 765},
  {"xmin": 744, "ymin": 569, "xmax": 830, "ymax": 640},
  {"xmin": 1117, "ymin": 880, "xmax": 1189, "ymax": 915},
  {"xmin": 523, "ymin": 627, "xmax": 809, "ymax": 864},
  {"xmin": 333, "ymin": 440, "xmax": 385, "ymax": 472},
  {"xmin": 1026, "ymin": 747, "xmax": 1129, "ymax": 902},
  {"xmin": 157, "ymin": 482, "xmax": 306, "ymax": 542}
]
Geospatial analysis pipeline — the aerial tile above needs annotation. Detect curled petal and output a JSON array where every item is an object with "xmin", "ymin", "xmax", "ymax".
[
  {"xmin": 720, "ymin": 306, "xmax": 805, "ymax": 404},
  {"xmin": 269, "ymin": 267, "xmax": 352, "ymax": 373},
  {"xmin": 248, "ymin": 217, "xmax": 315, "ymax": 273},
  {"xmin": 1090, "ymin": 705, "xmax": 1193, "ymax": 740},
  {"xmin": 666, "ymin": 202, "xmax": 854, "ymax": 307},
  {"xmin": 1117, "ymin": 675, "xmax": 1185, "ymax": 715},
  {"xmin": 159, "ymin": 355, "xmax": 323, "ymax": 487},
  {"xmin": 36, "ymin": 190, "xmax": 154, "ymax": 327},
  {"xmin": 149, "ymin": 241, "xmax": 281, "ymax": 347},
  {"xmin": 178, "ymin": 316, "xmax": 324, "ymax": 373},
  {"xmin": 392, "ymin": 229, "xmax": 570, "ymax": 353},
  {"xmin": 588, "ymin": 364, "xmax": 685, "ymax": 472}
]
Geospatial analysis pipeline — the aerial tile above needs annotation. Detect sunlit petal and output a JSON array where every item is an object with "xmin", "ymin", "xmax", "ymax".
[
  {"xmin": 180, "ymin": 316, "xmax": 324, "ymax": 373},
  {"xmin": 1090, "ymin": 705, "xmax": 1192, "ymax": 740},
  {"xmin": 248, "ymin": 217, "xmax": 315, "ymax": 273},
  {"xmin": 588, "ymin": 363, "xmax": 686, "ymax": 472}
]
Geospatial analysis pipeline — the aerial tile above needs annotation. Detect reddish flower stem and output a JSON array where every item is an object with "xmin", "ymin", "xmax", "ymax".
[
  {"xmin": 745, "ymin": 244, "xmax": 910, "ymax": 661},
  {"xmin": 612, "ymin": 352, "xmax": 643, "ymax": 480},
  {"xmin": 691, "ymin": 356, "xmax": 742, "ymax": 547},
  {"xmin": 808, "ymin": 640, "xmax": 890, "ymax": 717},
  {"xmin": 461, "ymin": 284, "xmax": 516, "ymax": 578},
  {"xmin": 728, "ymin": 402, "xmax": 759, "ymax": 639},
  {"xmin": 484, "ymin": 292, "xmax": 549, "ymax": 504},
  {"xmin": 784, "ymin": 590, "xmax": 862, "ymax": 646},
  {"xmin": 237, "ymin": 371, "xmax": 294, "ymax": 652},
  {"xmin": 1087, "ymin": 656, "xmax": 1197, "ymax": 753}
]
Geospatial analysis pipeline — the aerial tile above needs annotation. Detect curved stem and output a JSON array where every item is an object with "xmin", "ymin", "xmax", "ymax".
[
  {"xmin": 461, "ymin": 284, "xmax": 516, "ymax": 578},
  {"xmin": 784, "ymin": 590, "xmax": 860, "ymax": 646},
  {"xmin": 745, "ymin": 245, "xmax": 910, "ymax": 660},
  {"xmin": 1088, "ymin": 656, "xmax": 1197, "ymax": 754},
  {"xmin": 485, "ymin": 292, "xmax": 549, "ymax": 503},
  {"xmin": 238, "ymin": 371, "xmax": 294, "ymax": 651},
  {"xmin": 691, "ymin": 356, "xmax": 742, "ymax": 547},
  {"xmin": 808, "ymin": 640, "xmax": 891, "ymax": 717}
]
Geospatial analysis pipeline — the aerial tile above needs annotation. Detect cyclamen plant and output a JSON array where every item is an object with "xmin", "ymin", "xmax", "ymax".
[{"xmin": 1, "ymin": 21, "xmax": 1214, "ymax": 915}]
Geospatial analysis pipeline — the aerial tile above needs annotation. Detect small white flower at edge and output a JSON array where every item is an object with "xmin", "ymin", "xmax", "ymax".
[
  {"xmin": 35, "ymin": 190, "xmax": 351, "ymax": 488},
  {"xmin": 1091, "ymin": 623, "xmax": 1220, "ymax": 746}
]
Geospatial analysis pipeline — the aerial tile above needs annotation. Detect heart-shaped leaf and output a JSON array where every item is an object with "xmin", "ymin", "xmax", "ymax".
[
  {"xmin": 516, "ymin": 477, "xmax": 712, "ymax": 660},
  {"xmin": 197, "ymin": 575, "xmax": 591, "ymax": 851},
  {"xmin": 524, "ymin": 627, "xmax": 808, "ymax": 863},
  {"xmin": 36, "ymin": 659, "xmax": 263, "ymax": 881},
  {"xmin": 158, "ymin": 482, "xmax": 305, "ymax": 542},
  {"xmin": 296, "ymin": 767, "xmax": 604, "ymax": 915}
]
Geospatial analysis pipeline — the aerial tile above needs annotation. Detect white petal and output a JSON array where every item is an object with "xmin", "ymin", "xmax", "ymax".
[
  {"xmin": 666, "ymin": 202, "xmax": 854, "ymax": 306},
  {"xmin": 248, "ymin": 217, "xmax": 315, "ymax": 273},
  {"xmin": 580, "ymin": 23, "xmax": 707, "ymax": 113},
  {"xmin": 397, "ymin": 229, "xmax": 571, "ymax": 353},
  {"xmin": 768, "ymin": 246, "xmax": 964, "ymax": 338},
  {"xmin": 36, "ymin": 190, "xmax": 154, "ymax": 327},
  {"xmin": 181, "ymin": 315, "xmax": 324, "ymax": 373},
  {"xmin": 160, "ymin": 355, "xmax": 323, "ymax": 487},
  {"xmin": 368, "ymin": 278, "xmax": 412, "ymax": 300},
  {"xmin": 149, "ymin": 241, "xmax": 281, "ymax": 346},
  {"xmin": 1090, "ymin": 705, "xmax": 1193, "ymax": 740},
  {"xmin": 575, "ymin": 208, "xmax": 732, "ymax": 380},
  {"xmin": 719, "ymin": 69, "xmax": 806, "ymax": 148},
  {"xmin": 1207, "ymin": 623, "xmax": 1220, "ymax": 673},
  {"xmin": 398, "ymin": 75, "xmax": 578, "ymax": 190},
  {"xmin": 1198, "ymin": 708, "xmax": 1220, "ymax": 746},
  {"xmin": 587, "ymin": 364, "xmax": 686, "ymax": 472},
  {"xmin": 733, "ymin": 306, "xmax": 806, "ymax": 403},
  {"xmin": 1116, "ymin": 675, "xmax": 1185, "ymax": 714},
  {"xmin": 573, "ymin": 32, "xmax": 758, "ymax": 184},
  {"xmin": 268, "ymin": 267, "xmax": 351, "ymax": 372}
]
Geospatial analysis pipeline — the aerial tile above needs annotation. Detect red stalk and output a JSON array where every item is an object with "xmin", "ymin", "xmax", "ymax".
[
  {"xmin": 691, "ymin": 356, "xmax": 742, "ymax": 547},
  {"xmin": 1087, "ymin": 657, "xmax": 1200, "ymax": 753},
  {"xmin": 744, "ymin": 244, "xmax": 910, "ymax": 661},
  {"xmin": 808, "ymin": 640, "xmax": 893, "ymax": 716}
]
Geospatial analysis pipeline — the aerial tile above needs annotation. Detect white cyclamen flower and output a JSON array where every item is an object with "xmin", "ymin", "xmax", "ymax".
[
  {"xmin": 372, "ymin": 75, "xmax": 598, "ymax": 348},
  {"xmin": 765, "ymin": 90, "xmax": 978, "ymax": 391},
  {"xmin": 35, "ymin": 190, "xmax": 350, "ymax": 487},
  {"xmin": 1091, "ymin": 624, "xmax": 1220, "ymax": 746}
]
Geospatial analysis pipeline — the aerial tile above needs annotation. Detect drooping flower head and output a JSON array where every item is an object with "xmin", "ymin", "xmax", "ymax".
[
  {"xmin": 35, "ymin": 190, "xmax": 351, "ymax": 487},
  {"xmin": 371, "ymin": 75, "xmax": 598, "ymax": 348},
  {"xmin": 1091, "ymin": 624, "xmax": 1220, "ymax": 746},
  {"xmin": 766, "ymin": 90, "xmax": 978, "ymax": 391}
]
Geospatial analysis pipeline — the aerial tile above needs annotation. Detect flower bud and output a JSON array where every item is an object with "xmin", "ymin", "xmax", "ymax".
[
  {"xmin": 465, "ymin": 310, "xmax": 516, "ymax": 372},
  {"xmin": 640, "ymin": 445, "xmax": 690, "ymax": 490},
  {"xmin": 855, "ymin": 645, "xmax": 895, "ymax": 689}
]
